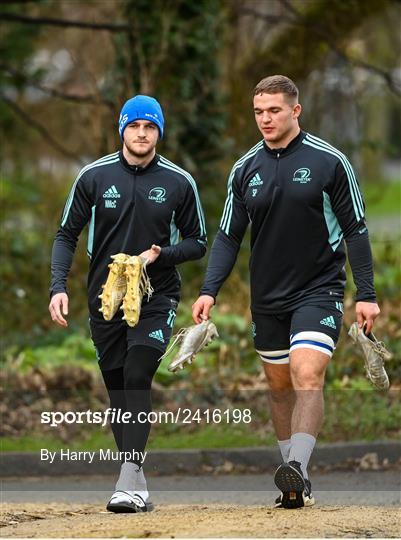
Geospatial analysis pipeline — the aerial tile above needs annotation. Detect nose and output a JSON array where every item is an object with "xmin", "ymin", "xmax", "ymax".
[
  {"xmin": 261, "ymin": 111, "xmax": 271, "ymax": 124},
  {"xmin": 138, "ymin": 125, "xmax": 147, "ymax": 137}
]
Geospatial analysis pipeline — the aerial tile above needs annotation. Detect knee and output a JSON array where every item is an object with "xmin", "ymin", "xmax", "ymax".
[
  {"xmin": 123, "ymin": 365, "xmax": 151, "ymax": 391},
  {"xmin": 291, "ymin": 364, "xmax": 325, "ymax": 390},
  {"xmin": 123, "ymin": 345, "xmax": 159, "ymax": 391},
  {"xmin": 263, "ymin": 366, "xmax": 293, "ymax": 392}
]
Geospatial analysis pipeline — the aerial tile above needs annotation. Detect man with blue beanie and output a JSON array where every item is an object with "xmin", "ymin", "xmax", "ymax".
[
  {"xmin": 49, "ymin": 95, "xmax": 207, "ymax": 512},
  {"xmin": 119, "ymin": 95, "xmax": 164, "ymax": 140}
]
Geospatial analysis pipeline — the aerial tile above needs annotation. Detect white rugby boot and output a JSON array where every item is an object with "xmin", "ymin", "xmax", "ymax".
[{"xmin": 348, "ymin": 322, "xmax": 392, "ymax": 390}]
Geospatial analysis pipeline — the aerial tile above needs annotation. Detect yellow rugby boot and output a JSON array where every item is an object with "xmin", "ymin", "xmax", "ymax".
[
  {"xmin": 122, "ymin": 256, "xmax": 154, "ymax": 327},
  {"xmin": 98, "ymin": 253, "xmax": 130, "ymax": 321}
]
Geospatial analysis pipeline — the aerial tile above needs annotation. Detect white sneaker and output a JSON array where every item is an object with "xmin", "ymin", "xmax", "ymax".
[
  {"xmin": 348, "ymin": 322, "xmax": 392, "ymax": 390},
  {"xmin": 107, "ymin": 490, "xmax": 152, "ymax": 513},
  {"xmin": 107, "ymin": 463, "xmax": 153, "ymax": 513}
]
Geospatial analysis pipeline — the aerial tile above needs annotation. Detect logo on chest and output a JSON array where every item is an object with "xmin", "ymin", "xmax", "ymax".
[
  {"xmin": 148, "ymin": 187, "xmax": 167, "ymax": 203},
  {"xmin": 248, "ymin": 172, "xmax": 263, "ymax": 187},
  {"xmin": 293, "ymin": 168, "xmax": 311, "ymax": 184},
  {"xmin": 103, "ymin": 185, "xmax": 121, "ymax": 208},
  {"xmin": 105, "ymin": 200, "xmax": 117, "ymax": 208}
]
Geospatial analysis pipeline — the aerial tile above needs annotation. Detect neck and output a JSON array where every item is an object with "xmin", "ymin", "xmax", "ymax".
[
  {"xmin": 265, "ymin": 126, "xmax": 301, "ymax": 150},
  {"xmin": 122, "ymin": 145, "xmax": 156, "ymax": 167}
]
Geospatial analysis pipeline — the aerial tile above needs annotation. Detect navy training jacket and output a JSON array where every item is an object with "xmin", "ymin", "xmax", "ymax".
[
  {"xmin": 200, "ymin": 131, "xmax": 376, "ymax": 314},
  {"xmin": 51, "ymin": 150, "xmax": 207, "ymax": 320}
]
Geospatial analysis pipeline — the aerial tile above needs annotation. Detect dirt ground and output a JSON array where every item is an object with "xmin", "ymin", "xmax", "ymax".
[{"xmin": 1, "ymin": 503, "xmax": 400, "ymax": 538}]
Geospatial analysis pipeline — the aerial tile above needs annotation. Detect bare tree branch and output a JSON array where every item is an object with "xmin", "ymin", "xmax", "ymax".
[
  {"xmin": 0, "ymin": 12, "xmax": 129, "ymax": 32},
  {"xmin": 241, "ymin": 0, "xmax": 400, "ymax": 96},
  {"xmin": 331, "ymin": 48, "xmax": 401, "ymax": 97},
  {"xmin": 1, "ymin": 94, "xmax": 84, "ymax": 164},
  {"xmin": 237, "ymin": 6, "xmax": 294, "ymax": 25},
  {"xmin": 0, "ymin": 63, "xmax": 115, "ymax": 108},
  {"xmin": 278, "ymin": 0, "xmax": 300, "ymax": 18}
]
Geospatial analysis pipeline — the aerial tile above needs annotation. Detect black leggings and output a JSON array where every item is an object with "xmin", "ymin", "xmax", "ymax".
[{"xmin": 101, "ymin": 345, "xmax": 160, "ymax": 466}]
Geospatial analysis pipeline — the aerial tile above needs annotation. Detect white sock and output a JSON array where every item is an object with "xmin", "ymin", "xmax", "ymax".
[
  {"xmin": 115, "ymin": 462, "xmax": 149, "ymax": 501},
  {"xmin": 288, "ymin": 432, "xmax": 316, "ymax": 479},
  {"xmin": 278, "ymin": 439, "xmax": 291, "ymax": 462}
]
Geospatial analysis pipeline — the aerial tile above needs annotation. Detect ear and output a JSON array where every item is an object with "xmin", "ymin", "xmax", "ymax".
[{"xmin": 293, "ymin": 103, "xmax": 302, "ymax": 119}]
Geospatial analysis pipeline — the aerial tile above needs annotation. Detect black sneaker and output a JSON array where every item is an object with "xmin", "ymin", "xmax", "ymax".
[
  {"xmin": 274, "ymin": 480, "xmax": 315, "ymax": 508},
  {"xmin": 274, "ymin": 460, "xmax": 312, "ymax": 509}
]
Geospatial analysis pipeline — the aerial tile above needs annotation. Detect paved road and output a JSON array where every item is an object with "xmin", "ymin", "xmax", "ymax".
[{"xmin": 2, "ymin": 471, "xmax": 400, "ymax": 506}]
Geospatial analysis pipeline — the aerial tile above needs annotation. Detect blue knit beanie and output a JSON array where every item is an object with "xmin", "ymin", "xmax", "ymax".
[{"xmin": 118, "ymin": 95, "xmax": 164, "ymax": 139}]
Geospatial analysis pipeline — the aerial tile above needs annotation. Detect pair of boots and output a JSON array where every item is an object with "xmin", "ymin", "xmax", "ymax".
[{"xmin": 98, "ymin": 254, "xmax": 153, "ymax": 327}]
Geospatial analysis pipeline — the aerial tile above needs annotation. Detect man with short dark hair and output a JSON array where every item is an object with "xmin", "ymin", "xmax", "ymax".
[
  {"xmin": 50, "ymin": 94, "xmax": 207, "ymax": 512},
  {"xmin": 192, "ymin": 75, "xmax": 381, "ymax": 508}
]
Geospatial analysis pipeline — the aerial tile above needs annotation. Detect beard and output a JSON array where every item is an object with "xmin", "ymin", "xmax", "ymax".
[{"xmin": 124, "ymin": 140, "xmax": 156, "ymax": 159}]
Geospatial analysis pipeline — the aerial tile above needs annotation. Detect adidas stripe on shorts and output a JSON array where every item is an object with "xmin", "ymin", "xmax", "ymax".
[
  {"xmin": 89, "ymin": 295, "xmax": 178, "ymax": 371},
  {"xmin": 253, "ymin": 302, "xmax": 343, "ymax": 364}
]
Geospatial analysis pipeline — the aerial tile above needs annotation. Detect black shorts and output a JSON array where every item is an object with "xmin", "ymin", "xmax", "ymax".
[
  {"xmin": 89, "ymin": 295, "xmax": 178, "ymax": 371},
  {"xmin": 252, "ymin": 302, "xmax": 343, "ymax": 354}
]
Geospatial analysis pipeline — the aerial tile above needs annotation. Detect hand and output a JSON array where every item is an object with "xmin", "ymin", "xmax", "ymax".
[
  {"xmin": 192, "ymin": 295, "xmax": 215, "ymax": 324},
  {"xmin": 139, "ymin": 244, "xmax": 161, "ymax": 264},
  {"xmin": 49, "ymin": 292, "xmax": 69, "ymax": 327},
  {"xmin": 355, "ymin": 301, "xmax": 380, "ymax": 334}
]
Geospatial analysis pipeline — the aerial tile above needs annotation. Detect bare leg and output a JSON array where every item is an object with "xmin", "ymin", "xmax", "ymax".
[
  {"xmin": 262, "ymin": 363, "xmax": 295, "ymax": 441},
  {"xmin": 287, "ymin": 348, "xmax": 330, "ymax": 478},
  {"xmin": 290, "ymin": 348, "xmax": 330, "ymax": 437}
]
